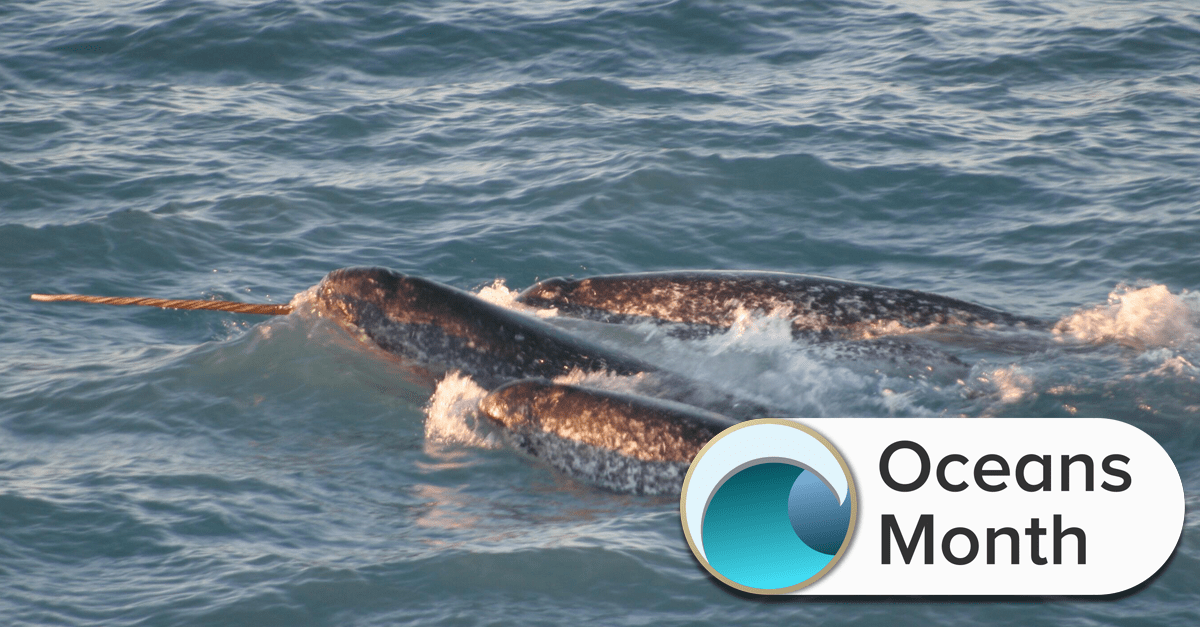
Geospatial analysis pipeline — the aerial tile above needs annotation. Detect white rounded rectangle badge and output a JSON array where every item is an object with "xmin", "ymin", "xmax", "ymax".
[{"xmin": 680, "ymin": 418, "xmax": 1183, "ymax": 596}]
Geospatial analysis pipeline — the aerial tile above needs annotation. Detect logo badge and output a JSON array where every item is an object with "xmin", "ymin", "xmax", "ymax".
[{"xmin": 680, "ymin": 419, "xmax": 857, "ymax": 594}]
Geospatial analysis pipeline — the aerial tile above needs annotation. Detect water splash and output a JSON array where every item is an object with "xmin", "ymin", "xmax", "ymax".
[
  {"xmin": 970, "ymin": 364, "xmax": 1037, "ymax": 405},
  {"xmin": 286, "ymin": 285, "xmax": 320, "ymax": 314},
  {"xmin": 625, "ymin": 310, "xmax": 939, "ymax": 417},
  {"xmin": 1139, "ymin": 351, "xmax": 1198, "ymax": 380},
  {"xmin": 475, "ymin": 279, "xmax": 557, "ymax": 318},
  {"xmin": 549, "ymin": 368, "xmax": 653, "ymax": 395},
  {"xmin": 424, "ymin": 372, "xmax": 501, "ymax": 449},
  {"xmin": 1054, "ymin": 284, "xmax": 1200, "ymax": 349}
]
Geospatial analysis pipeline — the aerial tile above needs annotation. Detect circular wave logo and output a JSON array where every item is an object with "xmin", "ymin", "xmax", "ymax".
[{"xmin": 680, "ymin": 419, "xmax": 857, "ymax": 594}]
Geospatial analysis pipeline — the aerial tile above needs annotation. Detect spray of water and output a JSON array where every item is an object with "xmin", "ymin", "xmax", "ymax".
[{"xmin": 1054, "ymin": 284, "xmax": 1200, "ymax": 349}]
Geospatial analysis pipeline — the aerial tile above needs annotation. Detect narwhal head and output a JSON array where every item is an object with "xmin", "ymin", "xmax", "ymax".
[{"xmin": 515, "ymin": 276, "xmax": 581, "ymax": 309}]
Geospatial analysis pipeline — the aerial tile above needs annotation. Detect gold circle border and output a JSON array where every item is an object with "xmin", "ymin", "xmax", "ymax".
[{"xmin": 679, "ymin": 418, "xmax": 859, "ymax": 595}]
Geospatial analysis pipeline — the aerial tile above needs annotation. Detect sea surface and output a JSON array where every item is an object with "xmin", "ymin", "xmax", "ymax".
[{"xmin": 3, "ymin": 0, "xmax": 1200, "ymax": 624}]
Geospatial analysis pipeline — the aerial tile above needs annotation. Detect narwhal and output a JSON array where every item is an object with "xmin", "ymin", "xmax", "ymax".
[
  {"xmin": 518, "ymin": 270, "xmax": 1048, "ymax": 339},
  {"xmin": 33, "ymin": 267, "xmax": 1041, "ymax": 493}
]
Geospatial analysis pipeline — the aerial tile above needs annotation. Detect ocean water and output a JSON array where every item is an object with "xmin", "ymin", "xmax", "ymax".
[{"xmin": 3, "ymin": 0, "xmax": 1199, "ymax": 624}]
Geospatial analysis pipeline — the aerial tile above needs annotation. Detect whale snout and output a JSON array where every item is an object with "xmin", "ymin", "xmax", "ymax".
[
  {"xmin": 478, "ymin": 379, "xmax": 550, "ymax": 429},
  {"xmin": 517, "ymin": 277, "xmax": 576, "ymax": 306}
]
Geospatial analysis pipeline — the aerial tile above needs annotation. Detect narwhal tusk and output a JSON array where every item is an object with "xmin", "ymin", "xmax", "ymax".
[{"xmin": 30, "ymin": 293, "xmax": 293, "ymax": 316}]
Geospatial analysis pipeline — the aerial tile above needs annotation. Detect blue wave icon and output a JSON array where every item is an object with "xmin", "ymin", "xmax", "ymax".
[{"xmin": 682, "ymin": 420, "xmax": 856, "ymax": 593}]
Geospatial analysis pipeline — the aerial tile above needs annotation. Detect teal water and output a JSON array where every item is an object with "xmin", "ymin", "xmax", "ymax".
[{"xmin": 3, "ymin": 0, "xmax": 1200, "ymax": 624}]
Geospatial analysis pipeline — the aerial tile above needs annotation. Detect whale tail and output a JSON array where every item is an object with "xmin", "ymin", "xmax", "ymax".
[{"xmin": 30, "ymin": 293, "xmax": 293, "ymax": 316}]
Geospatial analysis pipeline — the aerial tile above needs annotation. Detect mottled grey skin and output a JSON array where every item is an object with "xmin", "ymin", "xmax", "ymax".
[
  {"xmin": 479, "ymin": 379, "xmax": 736, "ymax": 495},
  {"xmin": 313, "ymin": 267, "xmax": 770, "ymax": 418},
  {"xmin": 315, "ymin": 267, "xmax": 657, "ymax": 389},
  {"xmin": 518, "ymin": 271, "xmax": 1048, "ymax": 339}
]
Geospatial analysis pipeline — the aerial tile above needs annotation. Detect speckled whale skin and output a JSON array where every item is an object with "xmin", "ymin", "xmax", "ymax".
[
  {"xmin": 480, "ymin": 379, "xmax": 736, "ymax": 495},
  {"xmin": 312, "ymin": 267, "xmax": 769, "ymax": 418},
  {"xmin": 518, "ymin": 271, "xmax": 1048, "ymax": 339},
  {"xmin": 314, "ymin": 267, "xmax": 659, "ymax": 389}
]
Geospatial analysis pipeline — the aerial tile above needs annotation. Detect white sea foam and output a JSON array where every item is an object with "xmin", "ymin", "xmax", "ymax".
[
  {"xmin": 1054, "ymin": 283, "xmax": 1200, "ymax": 349},
  {"xmin": 424, "ymin": 371, "xmax": 501, "ymax": 449},
  {"xmin": 474, "ymin": 279, "xmax": 557, "ymax": 318},
  {"xmin": 1140, "ymin": 352, "xmax": 1198, "ymax": 380},
  {"xmin": 287, "ymin": 285, "xmax": 320, "ymax": 313},
  {"xmin": 632, "ymin": 310, "xmax": 927, "ymax": 417},
  {"xmin": 970, "ymin": 364, "xmax": 1037, "ymax": 405},
  {"xmin": 549, "ymin": 368, "xmax": 652, "ymax": 395}
]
